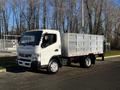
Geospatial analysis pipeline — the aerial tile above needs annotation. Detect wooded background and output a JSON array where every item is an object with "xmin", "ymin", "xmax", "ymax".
[{"xmin": 0, "ymin": 0, "xmax": 120, "ymax": 49}]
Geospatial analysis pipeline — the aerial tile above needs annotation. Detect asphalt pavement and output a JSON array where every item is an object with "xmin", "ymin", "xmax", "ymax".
[{"xmin": 0, "ymin": 57, "xmax": 120, "ymax": 90}]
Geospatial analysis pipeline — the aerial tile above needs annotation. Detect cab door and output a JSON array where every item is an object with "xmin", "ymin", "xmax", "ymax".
[{"xmin": 40, "ymin": 33, "xmax": 60, "ymax": 66}]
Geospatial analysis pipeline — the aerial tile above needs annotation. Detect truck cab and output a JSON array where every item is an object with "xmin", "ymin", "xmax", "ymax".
[{"xmin": 17, "ymin": 29, "xmax": 62, "ymax": 73}]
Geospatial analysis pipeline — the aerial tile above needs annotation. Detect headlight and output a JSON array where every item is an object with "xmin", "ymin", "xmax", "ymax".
[
  {"xmin": 32, "ymin": 54, "xmax": 39, "ymax": 61},
  {"xmin": 32, "ymin": 57, "xmax": 37, "ymax": 61}
]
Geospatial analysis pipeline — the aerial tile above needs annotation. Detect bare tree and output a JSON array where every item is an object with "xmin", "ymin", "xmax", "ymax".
[
  {"xmin": 0, "ymin": 0, "xmax": 120, "ymax": 49},
  {"xmin": 0, "ymin": 0, "xmax": 11, "ymax": 35}
]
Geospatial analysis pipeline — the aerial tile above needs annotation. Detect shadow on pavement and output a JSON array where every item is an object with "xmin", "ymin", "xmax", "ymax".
[
  {"xmin": 6, "ymin": 66, "xmax": 27, "ymax": 73},
  {"xmin": 65, "ymin": 63, "xmax": 82, "ymax": 68},
  {"xmin": 0, "ymin": 56, "xmax": 26, "ymax": 73},
  {"xmin": 5, "ymin": 65, "xmax": 49, "ymax": 74},
  {"xmin": 0, "ymin": 56, "xmax": 86, "ymax": 74},
  {"xmin": 30, "ymin": 69, "xmax": 49, "ymax": 74}
]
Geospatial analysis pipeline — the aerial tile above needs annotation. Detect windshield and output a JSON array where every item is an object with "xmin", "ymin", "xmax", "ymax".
[{"xmin": 19, "ymin": 31, "xmax": 43, "ymax": 46}]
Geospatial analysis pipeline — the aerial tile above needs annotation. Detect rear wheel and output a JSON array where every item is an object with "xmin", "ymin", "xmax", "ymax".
[
  {"xmin": 79, "ymin": 56, "xmax": 92, "ymax": 68},
  {"xmin": 84, "ymin": 56, "xmax": 92, "ymax": 68},
  {"xmin": 47, "ymin": 60, "xmax": 59, "ymax": 74}
]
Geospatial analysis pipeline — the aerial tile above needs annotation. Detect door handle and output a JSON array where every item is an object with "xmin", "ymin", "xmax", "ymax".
[{"xmin": 55, "ymin": 49, "xmax": 58, "ymax": 52}]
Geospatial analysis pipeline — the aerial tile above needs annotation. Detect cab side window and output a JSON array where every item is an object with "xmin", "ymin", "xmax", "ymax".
[{"xmin": 41, "ymin": 34, "xmax": 57, "ymax": 48}]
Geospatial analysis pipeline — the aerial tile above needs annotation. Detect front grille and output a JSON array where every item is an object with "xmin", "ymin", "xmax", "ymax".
[
  {"xmin": 19, "ymin": 58, "xmax": 31, "ymax": 62},
  {"xmin": 19, "ymin": 53, "xmax": 32, "ymax": 58}
]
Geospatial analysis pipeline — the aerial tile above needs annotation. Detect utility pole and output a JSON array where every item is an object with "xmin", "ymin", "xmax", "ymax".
[
  {"xmin": 81, "ymin": 0, "xmax": 85, "ymax": 33},
  {"xmin": 43, "ymin": 0, "xmax": 47, "ymax": 29}
]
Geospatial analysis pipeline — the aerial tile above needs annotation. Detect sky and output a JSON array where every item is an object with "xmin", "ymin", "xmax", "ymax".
[
  {"xmin": 7, "ymin": 0, "xmax": 120, "ymax": 31},
  {"xmin": 114, "ymin": 0, "xmax": 120, "ymax": 5}
]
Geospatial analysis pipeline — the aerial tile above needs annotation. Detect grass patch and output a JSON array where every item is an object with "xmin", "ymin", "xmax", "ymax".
[
  {"xmin": 0, "ymin": 56, "xmax": 17, "ymax": 69},
  {"xmin": 105, "ymin": 50, "xmax": 120, "ymax": 57},
  {"xmin": 0, "ymin": 67, "xmax": 4, "ymax": 69}
]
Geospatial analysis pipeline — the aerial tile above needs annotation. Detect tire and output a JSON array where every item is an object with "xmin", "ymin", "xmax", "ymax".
[
  {"xmin": 47, "ymin": 60, "xmax": 59, "ymax": 74},
  {"xmin": 84, "ymin": 56, "xmax": 92, "ymax": 68},
  {"xmin": 30, "ymin": 61, "xmax": 40, "ymax": 71}
]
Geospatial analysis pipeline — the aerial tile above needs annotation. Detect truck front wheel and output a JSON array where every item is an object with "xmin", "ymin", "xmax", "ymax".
[{"xmin": 47, "ymin": 60, "xmax": 59, "ymax": 74}]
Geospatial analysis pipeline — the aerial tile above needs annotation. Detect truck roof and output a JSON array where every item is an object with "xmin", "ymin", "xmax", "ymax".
[{"xmin": 25, "ymin": 29, "xmax": 59, "ymax": 33}]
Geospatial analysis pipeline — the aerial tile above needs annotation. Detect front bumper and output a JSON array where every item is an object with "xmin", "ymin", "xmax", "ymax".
[{"xmin": 17, "ymin": 59, "xmax": 41, "ymax": 69}]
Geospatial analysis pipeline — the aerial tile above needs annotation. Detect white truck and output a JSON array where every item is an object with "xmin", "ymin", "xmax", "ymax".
[{"xmin": 17, "ymin": 29, "xmax": 104, "ymax": 73}]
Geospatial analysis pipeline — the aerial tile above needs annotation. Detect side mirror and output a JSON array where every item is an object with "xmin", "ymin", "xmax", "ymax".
[
  {"xmin": 41, "ymin": 34, "xmax": 49, "ymax": 48},
  {"xmin": 41, "ymin": 38, "xmax": 48, "ymax": 48}
]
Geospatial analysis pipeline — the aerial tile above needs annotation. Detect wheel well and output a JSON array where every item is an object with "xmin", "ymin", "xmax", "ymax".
[
  {"xmin": 50, "ymin": 56, "xmax": 62, "ymax": 67},
  {"xmin": 88, "ymin": 54, "xmax": 96, "ymax": 64}
]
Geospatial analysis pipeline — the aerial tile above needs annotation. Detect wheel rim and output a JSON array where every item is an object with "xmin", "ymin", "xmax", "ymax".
[
  {"xmin": 85, "ymin": 57, "xmax": 91, "ymax": 67},
  {"xmin": 50, "ymin": 62, "xmax": 58, "ymax": 72}
]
